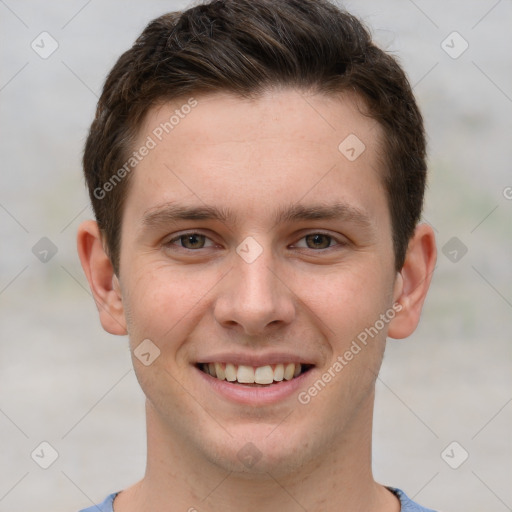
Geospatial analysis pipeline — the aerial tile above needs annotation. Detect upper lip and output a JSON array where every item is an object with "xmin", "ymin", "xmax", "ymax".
[{"xmin": 195, "ymin": 352, "xmax": 316, "ymax": 367}]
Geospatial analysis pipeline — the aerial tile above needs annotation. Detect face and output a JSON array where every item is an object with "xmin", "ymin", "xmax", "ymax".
[{"xmin": 115, "ymin": 89, "xmax": 402, "ymax": 475}]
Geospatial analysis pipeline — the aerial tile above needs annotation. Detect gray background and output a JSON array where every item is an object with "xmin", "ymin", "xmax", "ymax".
[{"xmin": 0, "ymin": 1, "xmax": 511, "ymax": 511}]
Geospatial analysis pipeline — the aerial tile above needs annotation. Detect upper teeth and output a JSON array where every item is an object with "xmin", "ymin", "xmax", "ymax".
[{"xmin": 202, "ymin": 363, "xmax": 302, "ymax": 384}]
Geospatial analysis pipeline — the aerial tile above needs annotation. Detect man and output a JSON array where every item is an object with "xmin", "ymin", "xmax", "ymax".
[{"xmin": 76, "ymin": 0, "xmax": 437, "ymax": 510}]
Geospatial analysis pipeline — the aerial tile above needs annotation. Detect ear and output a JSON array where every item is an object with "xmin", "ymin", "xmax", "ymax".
[
  {"xmin": 387, "ymin": 223, "xmax": 437, "ymax": 339},
  {"xmin": 77, "ymin": 220, "xmax": 127, "ymax": 335}
]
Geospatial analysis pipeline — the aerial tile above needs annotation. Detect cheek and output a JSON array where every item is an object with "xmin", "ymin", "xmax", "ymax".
[
  {"xmin": 293, "ymin": 259, "xmax": 393, "ymax": 337},
  {"xmin": 297, "ymin": 264, "xmax": 392, "ymax": 411},
  {"xmin": 122, "ymin": 262, "xmax": 220, "ymax": 347}
]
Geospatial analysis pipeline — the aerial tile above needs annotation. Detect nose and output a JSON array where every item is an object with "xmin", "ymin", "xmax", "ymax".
[{"xmin": 213, "ymin": 246, "xmax": 296, "ymax": 337}]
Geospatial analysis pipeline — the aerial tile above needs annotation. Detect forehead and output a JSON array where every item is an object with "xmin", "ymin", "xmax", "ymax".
[
  {"xmin": 124, "ymin": 88, "xmax": 388, "ymax": 229},
  {"xmin": 141, "ymin": 89, "xmax": 382, "ymax": 156}
]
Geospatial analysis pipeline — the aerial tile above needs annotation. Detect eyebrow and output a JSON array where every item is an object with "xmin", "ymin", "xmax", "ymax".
[{"xmin": 141, "ymin": 201, "xmax": 374, "ymax": 231}]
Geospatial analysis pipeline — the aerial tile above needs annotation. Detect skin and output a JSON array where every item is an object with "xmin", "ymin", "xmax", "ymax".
[{"xmin": 78, "ymin": 88, "xmax": 436, "ymax": 512}]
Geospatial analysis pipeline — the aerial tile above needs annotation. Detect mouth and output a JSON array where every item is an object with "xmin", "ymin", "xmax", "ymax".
[{"xmin": 196, "ymin": 362, "xmax": 314, "ymax": 387}]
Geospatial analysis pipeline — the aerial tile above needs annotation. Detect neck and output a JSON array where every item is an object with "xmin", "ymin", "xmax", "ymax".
[{"xmin": 114, "ymin": 393, "xmax": 399, "ymax": 512}]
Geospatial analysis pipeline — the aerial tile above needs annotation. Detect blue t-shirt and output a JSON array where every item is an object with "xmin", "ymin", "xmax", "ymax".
[{"xmin": 78, "ymin": 487, "xmax": 438, "ymax": 511}]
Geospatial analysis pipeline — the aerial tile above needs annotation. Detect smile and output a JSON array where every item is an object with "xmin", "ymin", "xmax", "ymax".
[{"xmin": 198, "ymin": 362, "xmax": 313, "ymax": 386}]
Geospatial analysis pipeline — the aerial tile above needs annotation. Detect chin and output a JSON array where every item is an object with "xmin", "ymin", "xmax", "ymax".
[{"xmin": 202, "ymin": 422, "xmax": 313, "ymax": 477}]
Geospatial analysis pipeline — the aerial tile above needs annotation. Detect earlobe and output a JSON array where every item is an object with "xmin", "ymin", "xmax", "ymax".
[
  {"xmin": 387, "ymin": 223, "xmax": 437, "ymax": 340},
  {"xmin": 77, "ymin": 220, "xmax": 127, "ymax": 336}
]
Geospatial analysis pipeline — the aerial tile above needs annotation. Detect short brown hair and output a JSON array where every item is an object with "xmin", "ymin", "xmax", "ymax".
[{"xmin": 83, "ymin": 0, "xmax": 426, "ymax": 274}]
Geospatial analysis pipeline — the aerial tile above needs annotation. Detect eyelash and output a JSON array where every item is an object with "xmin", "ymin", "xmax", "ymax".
[{"xmin": 164, "ymin": 231, "xmax": 347, "ymax": 252}]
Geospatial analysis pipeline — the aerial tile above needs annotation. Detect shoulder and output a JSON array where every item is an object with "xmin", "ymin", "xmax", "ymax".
[
  {"xmin": 81, "ymin": 489, "xmax": 439, "ymax": 512},
  {"xmin": 388, "ymin": 487, "xmax": 439, "ymax": 511},
  {"xmin": 77, "ymin": 492, "xmax": 119, "ymax": 512}
]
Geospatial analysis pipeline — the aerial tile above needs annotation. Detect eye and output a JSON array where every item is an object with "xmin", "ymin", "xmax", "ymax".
[
  {"xmin": 164, "ymin": 231, "xmax": 346, "ymax": 252},
  {"xmin": 166, "ymin": 232, "xmax": 216, "ymax": 250},
  {"xmin": 293, "ymin": 233, "xmax": 344, "ymax": 250}
]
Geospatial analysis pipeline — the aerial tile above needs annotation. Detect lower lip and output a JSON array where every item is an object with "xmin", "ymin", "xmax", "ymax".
[{"xmin": 195, "ymin": 366, "xmax": 313, "ymax": 405}]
